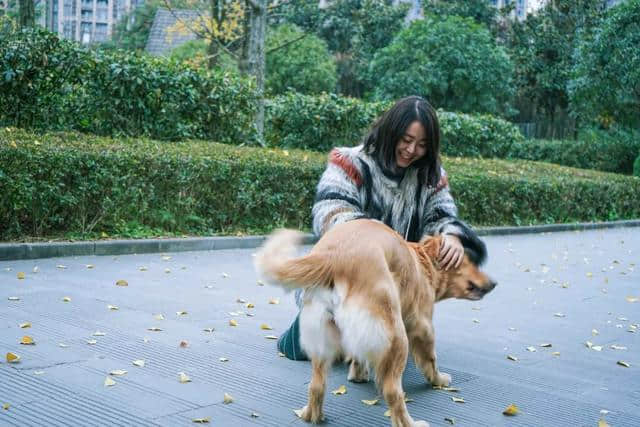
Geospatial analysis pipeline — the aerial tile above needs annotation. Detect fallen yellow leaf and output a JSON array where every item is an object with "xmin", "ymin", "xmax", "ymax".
[
  {"xmin": 115, "ymin": 279, "xmax": 128, "ymax": 286},
  {"xmin": 219, "ymin": 357, "xmax": 229, "ymax": 362},
  {"xmin": 361, "ymin": 399, "xmax": 379, "ymax": 406},
  {"xmin": 445, "ymin": 417, "xmax": 456, "ymax": 425},
  {"xmin": 260, "ymin": 323, "xmax": 273, "ymax": 330},
  {"xmin": 59, "ymin": 343, "xmax": 68, "ymax": 348},
  {"xmin": 203, "ymin": 328, "xmax": 214, "ymax": 333},
  {"xmin": 269, "ymin": 298, "xmax": 280, "ymax": 305},
  {"xmin": 332, "ymin": 385, "xmax": 347, "ymax": 395},
  {"xmin": 229, "ymin": 319, "xmax": 238, "ymax": 326},
  {"xmin": 56, "ymin": 264, "xmax": 67, "ymax": 269},
  {"xmin": 154, "ymin": 314, "xmax": 165, "ymax": 320},
  {"xmin": 20, "ymin": 336, "xmax": 35, "ymax": 345},
  {"xmin": 6, "ymin": 352, "xmax": 20, "ymax": 363},
  {"xmin": 109, "ymin": 369, "xmax": 127, "ymax": 376},
  {"xmin": 257, "ymin": 280, "xmax": 264, "ymax": 286},
  {"xmin": 132, "ymin": 360, "xmax": 145, "ymax": 367},
  {"xmin": 192, "ymin": 417, "xmax": 210, "ymax": 423},
  {"xmin": 2, "ymin": 403, "xmax": 9, "ymax": 410},
  {"xmin": 17, "ymin": 272, "xmax": 25, "ymax": 279},
  {"xmin": 451, "ymin": 397, "xmax": 465, "ymax": 403},
  {"xmin": 384, "ymin": 409, "xmax": 391, "ymax": 417},
  {"xmin": 552, "ymin": 352, "xmax": 561, "ymax": 356},
  {"xmin": 86, "ymin": 264, "xmax": 94, "ymax": 269},
  {"xmin": 87, "ymin": 340, "xmax": 97, "ymax": 345},
  {"xmin": 503, "ymin": 403, "xmax": 519, "ymax": 416},
  {"xmin": 62, "ymin": 296, "xmax": 71, "ymax": 302},
  {"xmin": 539, "ymin": 343, "xmax": 552, "ymax": 348},
  {"xmin": 104, "ymin": 377, "xmax": 116, "ymax": 387},
  {"xmin": 139, "ymin": 266, "xmax": 148, "ymax": 271},
  {"xmin": 93, "ymin": 331, "xmax": 106, "ymax": 336},
  {"xmin": 626, "ymin": 296, "xmax": 639, "ymax": 303},
  {"xmin": 246, "ymin": 303, "xmax": 255, "ymax": 309},
  {"xmin": 147, "ymin": 327, "xmax": 162, "ymax": 331},
  {"xmin": 222, "ymin": 272, "xmax": 229, "ymax": 278},
  {"xmin": 8, "ymin": 296, "xmax": 20, "ymax": 301},
  {"xmin": 617, "ymin": 360, "xmax": 630, "ymax": 368},
  {"xmin": 178, "ymin": 372, "xmax": 191, "ymax": 383},
  {"xmin": 526, "ymin": 346, "xmax": 536, "ymax": 352},
  {"xmin": 507, "ymin": 355, "xmax": 518, "ymax": 361},
  {"xmin": 598, "ymin": 419, "xmax": 610, "ymax": 427},
  {"xmin": 250, "ymin": 412, "xmax": 259, "ymax": 418},
  {"xmin": 107, "ymin": 305, "xmax": 119, "ymax": 310},
  {"xmin": 294, "ymin": 408, "xmax": 304, "ymax": 418},
  {"xmin": 176, "ymin": 311, "xmax": 188, "ymax": 316},
  {"xmin": 223, "ymin": 393, "xmax": 233, "ymax": 404},
  {"xmin": 265, "ymin": 335, "xmax": 278, "ymax": 340},
  {"xmin": 19, "ymin": 322, "xmax": 31, "ymax": 329}
]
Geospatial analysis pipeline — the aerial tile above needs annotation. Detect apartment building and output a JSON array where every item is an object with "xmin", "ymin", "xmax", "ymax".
[{"xmin": 44, "ymin": 0, "xmax": 143, "ymax": 44}]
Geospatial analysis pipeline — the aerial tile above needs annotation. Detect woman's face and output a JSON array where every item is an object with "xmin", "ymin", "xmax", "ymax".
[{"xmin": 395, "ymin": 121, "xmax": 427, "ymax": 168}]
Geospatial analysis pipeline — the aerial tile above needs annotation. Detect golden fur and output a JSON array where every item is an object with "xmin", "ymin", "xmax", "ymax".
[{"xmin": 255, "ymin": 219, "xmax": 496, "ymax": 427}]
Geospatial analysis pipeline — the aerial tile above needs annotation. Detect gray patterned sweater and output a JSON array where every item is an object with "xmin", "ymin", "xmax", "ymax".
[{"xmin": 312, "ymin": 145, "xmax": 476, "ymax": 244}]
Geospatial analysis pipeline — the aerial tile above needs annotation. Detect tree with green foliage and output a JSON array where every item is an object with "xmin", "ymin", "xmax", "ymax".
[
  {"xmin": 265, "ymin": 23, "xmax": 336, "ymax": 95},
  {"xmin": 424, "ymin": 0, "xmax": 498, "ymax": 29},
  {"xmin": 18, "ymin": 0, "xmax": 34, "ymax": 27},
  {"xmin": 370, "ymin": 15, "xmax": 515, "ymax": 116},
  {"xmin": 506, "ymin": 0, "xmax": 606, "ymax": 136},
  {"xmin": 569, "ymin": 0, "xmax": 640, "ymax": 129},
  {"xmin": 278, "ymin": 0, "xmax": 408, "ymax": 98}
]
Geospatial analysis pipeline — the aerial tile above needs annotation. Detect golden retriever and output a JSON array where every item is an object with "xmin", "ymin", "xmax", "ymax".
[{"xmin": 255, "ymin": 219, "xmax": 496, "ymax": 427}]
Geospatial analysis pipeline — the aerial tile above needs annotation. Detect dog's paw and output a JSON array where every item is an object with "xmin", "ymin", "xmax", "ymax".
[
  {"xmin": 347, "ymin": 360, "xmax": 369, "ymax": 383},
  {"xmin": 300, "ymin": 404, "xmax": 324, "ymax": 424},
  {"xmin": 432, "ymin": 372, "xmax": 451, "ymax": 387},
  {"xmin": 412, "ymin": 420, "xmax": 430, "ymax": 427}
]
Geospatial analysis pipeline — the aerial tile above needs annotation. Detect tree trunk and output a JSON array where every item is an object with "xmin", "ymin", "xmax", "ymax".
[
  {"xmin": 244, "ymin": 0, "xmax": 266, "ymax": 145},
  {"xmin": 207, "ymin": 0, "xmax": 226, "ymax": 69},
  {"xmin": 19, "ymin": 0, "xmax": 35, "ymax": 28}
]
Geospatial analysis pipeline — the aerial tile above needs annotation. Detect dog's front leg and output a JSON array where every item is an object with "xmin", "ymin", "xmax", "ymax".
[
  {"xmin": 408, "ymin": 319, "xmax": 451, "ymax": 387},
  {"xmin": 301, "ymin": 358, "xmax": 328, "ymax": 423}
]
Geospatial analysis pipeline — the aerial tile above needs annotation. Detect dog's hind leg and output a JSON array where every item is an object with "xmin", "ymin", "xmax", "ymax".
[
  {"xmin": 407, "ymin": 318, "xmax": 451, "ymax": 387},
  {"xmin": 300, "ymin": 358, "xmax": 328, "ymax": 423},
  {"xmin": 376, "ymin": 328, "xmax": 429, "ymax": 427},
  {"xmin": 347, "ymin": 358, "xmax": 369, "ymax": 383}
]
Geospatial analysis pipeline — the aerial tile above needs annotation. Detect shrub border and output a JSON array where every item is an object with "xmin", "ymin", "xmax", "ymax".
[{"xmin": 1, "ymin": 219, "xmax": 639, "ymax": 261}]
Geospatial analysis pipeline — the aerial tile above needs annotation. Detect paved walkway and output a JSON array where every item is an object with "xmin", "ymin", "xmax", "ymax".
[{"xmin": 1, "ymin": 228, "xmax": 638, "ymax": 426}]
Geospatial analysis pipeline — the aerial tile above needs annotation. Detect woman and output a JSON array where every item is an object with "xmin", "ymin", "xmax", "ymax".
[{"xmin": 278, "ymin": 96, "xmax": 479, "ymax": 360}]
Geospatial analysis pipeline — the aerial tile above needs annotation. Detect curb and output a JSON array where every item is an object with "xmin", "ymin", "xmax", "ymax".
[{"xmin": 1, "ymin": 219, "xmax": 639, "ymax": 261}]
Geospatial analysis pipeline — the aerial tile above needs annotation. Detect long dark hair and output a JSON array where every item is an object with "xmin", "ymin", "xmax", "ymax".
[{"xmin": 363, "ymin": 96, "xmax": 442, "ymax": 187}]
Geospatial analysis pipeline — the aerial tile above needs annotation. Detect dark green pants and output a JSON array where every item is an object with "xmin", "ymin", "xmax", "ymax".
[{"xmin": 277, "ymin": 313, "xmax": 308, "ymax": 361}]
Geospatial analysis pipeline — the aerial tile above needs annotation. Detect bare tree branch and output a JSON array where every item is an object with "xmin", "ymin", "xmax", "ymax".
[{"xmin": 266, "ymin": 32, "xmax": 308, "ymax": 54}]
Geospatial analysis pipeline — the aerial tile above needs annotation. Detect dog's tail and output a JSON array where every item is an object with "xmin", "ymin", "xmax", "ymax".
[{"xmin": 254, "ymin": 229, "xmax": 333, "ymax": 290}]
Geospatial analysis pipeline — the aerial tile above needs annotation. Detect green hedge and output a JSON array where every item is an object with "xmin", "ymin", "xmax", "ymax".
[
  {"xmin": 0, "ymin": 25, "xmax": 258, "ymax": 142},
  {"xmin": 508, "ymin": 127, "xmax": 640, "ymax": 175},
  {"xmin": 1, "ymin": 128, "xmax": 639, "ymax": 240},
  {"xmin": 634, "ymin": 154, "xmax": 640, "ymax": 177},
  {"xmin": 264, "ymin": 92, "xmax": 523, "ymax": 157}
]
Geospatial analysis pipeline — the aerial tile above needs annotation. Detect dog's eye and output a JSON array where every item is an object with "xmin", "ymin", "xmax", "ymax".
[{"xmin": 467, "ymin": 281, "xmax": 477, "ymax": 292}]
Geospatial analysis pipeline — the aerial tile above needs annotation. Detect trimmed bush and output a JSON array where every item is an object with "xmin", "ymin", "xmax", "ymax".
[
  {"xmin": 0, "ymin": 25, "xmax": 258, "ymax": 142},
  {"xmin": 265, "ymin": 93, "xmax": 524, "ymax": 158},
  {"xmin": 265, "ymin": 92, "xmax": 389, "ymax": 151},
  {"xmin": 2, "ymin": 128, "xmax": 639, "ymax": 240},
  {"xmin": 634, "ymin": 154, "xmax": 640, "ymax": 177},
  {"xmin": 438, "ymin": 111, "xmax": 524, "ymax": 158},
  {"xmin": 508, "ymin": 127, "xmax": 640, "ymax": 175}
]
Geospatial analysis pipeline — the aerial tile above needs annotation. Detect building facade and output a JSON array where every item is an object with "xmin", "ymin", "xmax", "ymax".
[{"xmin": 44, "ymin": 0, "xmax": 143, "ymax": 44}]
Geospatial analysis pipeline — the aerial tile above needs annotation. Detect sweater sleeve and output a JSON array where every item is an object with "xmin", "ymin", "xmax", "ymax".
[
  {"xmin": 420, "ymin": 168, "xmax": 466, "ymax": 237},
  {"xmin": 420, "ymin": 169, "xmax": 486, "ymax": 263},
  {"xmin": 311, "ymin": 149, "xmax": 368, "ymax": 237}
]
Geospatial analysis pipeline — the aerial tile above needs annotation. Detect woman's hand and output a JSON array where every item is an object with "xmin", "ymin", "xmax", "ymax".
[{"xmin": 439, "ymin": 234, "xmax": 463, "ymax": 271}]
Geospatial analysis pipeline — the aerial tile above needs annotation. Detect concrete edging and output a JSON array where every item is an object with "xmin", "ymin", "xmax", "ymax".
[{"xmin": 1, "ymin": 219, "xmax": 639, "ymax": 261}]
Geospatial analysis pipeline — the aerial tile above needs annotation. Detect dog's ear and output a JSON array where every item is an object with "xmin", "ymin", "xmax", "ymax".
[{"xmin": 421, "ymin": 235, "xmax": 442, "ymax": 260}]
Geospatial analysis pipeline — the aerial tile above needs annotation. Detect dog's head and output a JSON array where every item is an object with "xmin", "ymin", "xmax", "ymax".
[{"xmin": 422, "ymin": 235, "xmax": 497, "ymax": 301}]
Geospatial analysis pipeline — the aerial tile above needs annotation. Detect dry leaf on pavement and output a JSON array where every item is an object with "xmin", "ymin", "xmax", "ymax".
[
  {"xmin": 178, "ymin": 372, "xmax": 191, "ymax": 383},
  {"xmin": 19, "ymin": 322, "xmax": 31, "ymax": 329},
  {"xmin": 332, "ymin": 385, "xmax": 347, "ymax": 395},
  {"xmin": 361, "ymin": 399, "xmax": 379, "ymax": 406},
  {"xmin": 109, "ymin": 370, "xmax": 127, "ymax": 376},
  {"xmin": 451, "ymin": 397, "xmax": 465, "ymax": 403},
  {"xmin": 192, "ymin": 417, "xmax": 210, "ymax": 423},
  {"xmin": 115, "ymin": 279, "xmax": 128, "ymax": 286},
  {"xmin": 104, "ymin": 377, "xmax": 116, "ymax": 387},
  {"xmin": 133, "ymin": 360, "xmax": 145, "ymax": 367},
  {"xmin": 6, "ymin": 352, "xmax": 20, "ymax": 363},
  {"xmin": 20, "ymin": 336, "xmax": 35, "ymax": 345},
  {"xmin": 223, "ymin": 393, "xmax": 233, "ymax": 404}
]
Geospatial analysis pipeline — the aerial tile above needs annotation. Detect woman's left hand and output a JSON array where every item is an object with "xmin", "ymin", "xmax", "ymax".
[{"xmin": 439, "ymin": 234, "xmax": 463, "ymax": 271}]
